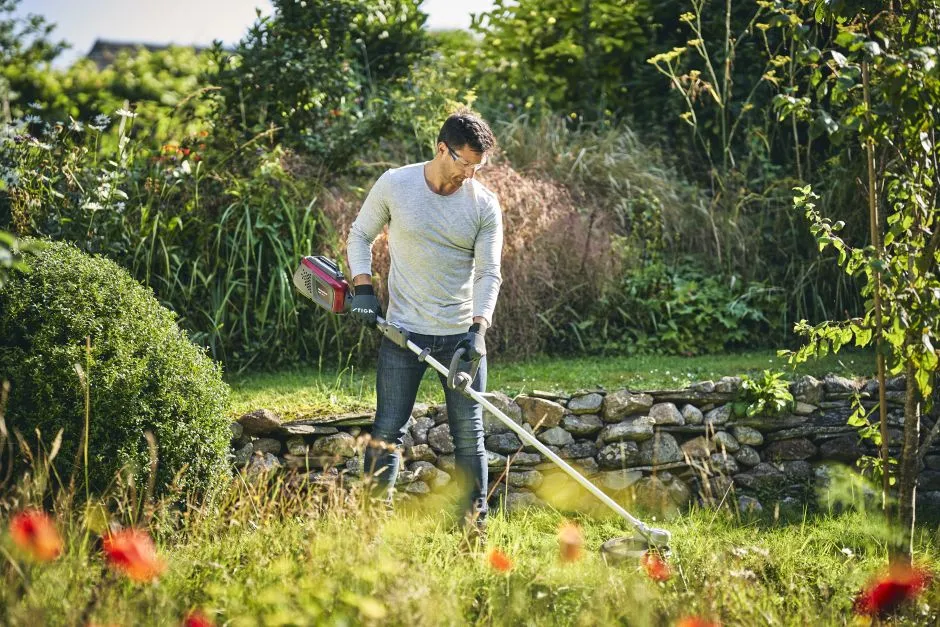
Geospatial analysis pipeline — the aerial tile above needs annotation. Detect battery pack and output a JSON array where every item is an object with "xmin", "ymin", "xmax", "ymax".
[{"xmin": 292, "ymin": 256, "xmax": 350, "ymax": 313}]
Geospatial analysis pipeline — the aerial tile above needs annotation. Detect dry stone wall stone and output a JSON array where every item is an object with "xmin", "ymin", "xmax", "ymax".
[
  {"xmin": 730, "ymin": 426, "xmax": 763, "ymax": 447},
  {"xmin": 790, "ymin": 375, "xmax": 824, "ymax": 405},
  {"xmin": 638, "ymin": 433, "xmax": 683, "ymax": 465},
  {"xmin": 428, "ymin": 423, "xmax": 455, "ymax": 453},
  {"xmin": 763, "ymin": 438, "xmax": 817, "ymax": 461},
  {"xmin": 602, "ymin": 390, "xmax": 654, "ymax": 422},
  {"xmin": 598, "ymin": 441, "xmax": 641, "ymax": 469},
  {"xmin": 238, "ymin": 409, "xmax": 282, "ymax": 436},
  {"xmin": 516, "ymin": 395, "xmax": 566, "ymax": 428},
  {"xmin": 228, "ymin": 371, "xmax": 940, "ymax": 523},
  {"xmin": 713, "ymin": 431, "xmax": 741, "ymax": 453},
  {"xmin": 562, "ymin": 414, "xmax": 604, "ymax": 436},
  {"xmin": 681, "ymin": 404, "xmax": 704, "ymax": 425},
  {"xmin": 649, "ymin": 402, "xmax": 685, "ymax": 426},
  {"xmin": 567, "ymin": 392, "xmax": 604, "ymax": 415},
  {"xmin": 598, "ymin": 416, "xmax": 655, "ymax": 443},
  {"xmin": 539, "ymin": 426, "xmax": 575, "ymax": 447}
]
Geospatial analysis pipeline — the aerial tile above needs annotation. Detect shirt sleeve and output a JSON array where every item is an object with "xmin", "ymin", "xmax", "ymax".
[
  {"xmin": 346, "ymin": 171, "xmax": 392, "ymax": 278},
  {"xmin": 472, "ymin": 195, "xmax": 504, "ymax": 326}
]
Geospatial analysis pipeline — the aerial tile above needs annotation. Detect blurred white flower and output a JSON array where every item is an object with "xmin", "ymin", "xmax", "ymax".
[
  {"xmin": 115, "ymin": 108, "xmax": 137, "ymax": 118},
  {"xmin": 749, "ymin": 546, "xmax": 769, "ymax": 558},
  {"xmin": 729, "ymin": 568, "xmax": 757, "ymax": 581},
  {"xmin": 1, "ymin": 170, "xmax": 21, "ymax": 187},
  {"xmin": 91, "ymin": 114, "xmax": 110, "ymax": 131}
]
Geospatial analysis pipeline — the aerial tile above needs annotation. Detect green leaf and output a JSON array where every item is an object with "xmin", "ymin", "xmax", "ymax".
[
  {"xmin": 835, "ymin": 30, "xmax": 860, "ymax": 48},
  {"xmin": 916, "ymin": 368, "xmax": 931, "ymax": 397},
  {"xmin": 854, "ymin": 326, "xmax": 873, "ymax": 347},
  {"xmin": 862, "ymin": 41, "xmax": 882, "ymax": 57}
]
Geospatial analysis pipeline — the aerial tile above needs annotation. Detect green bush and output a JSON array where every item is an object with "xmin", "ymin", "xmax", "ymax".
[
  {"xmin": 208, "ymin": 0, "xmax": 429, "ymax": 170},
  {"xmin": 0, "ymin": 239, "xmax": 230, "ymax": 498},
  {"xmin": 555, "ymin": 258, "xmax": 785, "ymax": 356}
]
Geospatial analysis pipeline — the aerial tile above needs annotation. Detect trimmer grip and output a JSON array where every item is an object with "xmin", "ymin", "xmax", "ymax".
[{"xmin": 447, "ymin": 347, "xmax": 480, "ymax": 392}]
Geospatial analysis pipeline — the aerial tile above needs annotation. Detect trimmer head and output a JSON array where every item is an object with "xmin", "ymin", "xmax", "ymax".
[{"xmin": 600, "ymin": 532, "xmax": 673, "ymax": 565}]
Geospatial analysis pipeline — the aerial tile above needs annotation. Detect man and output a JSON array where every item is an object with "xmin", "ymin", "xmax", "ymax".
[{"xmin": 345, "ymin": 111, "xmax": 502, "ymax": 540}]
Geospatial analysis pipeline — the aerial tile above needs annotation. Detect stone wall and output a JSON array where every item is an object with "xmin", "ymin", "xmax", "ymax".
[{"xmin": 229, "ymin": 373, "xmax": 940, "ymax": 518}]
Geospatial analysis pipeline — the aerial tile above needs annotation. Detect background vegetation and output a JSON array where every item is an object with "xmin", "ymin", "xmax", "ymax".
[{"xmin": 2, "ymin": 0, "xmax": 879, "ymax": 373}]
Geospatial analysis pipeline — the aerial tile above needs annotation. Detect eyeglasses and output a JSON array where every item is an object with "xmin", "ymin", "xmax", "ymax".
[{"xmin": 444, "ymin": 142, "xmax": 487, "ymax": 172}]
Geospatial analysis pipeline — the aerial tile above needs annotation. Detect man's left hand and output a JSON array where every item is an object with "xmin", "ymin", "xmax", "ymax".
[{"xmin": 457, "ymin": 322, "xmax": 487, "ymax": 362}]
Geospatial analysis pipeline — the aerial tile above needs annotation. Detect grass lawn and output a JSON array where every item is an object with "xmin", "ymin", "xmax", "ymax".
[
  {"xmin": 3, "ymin": 485, "xmax": 937, "ymax": 626},
  {"xmin": 7, "ymin": 348, "xmax": 936, "ymax": 626},
  {"xmin": 225, "ymin": 349, "xmax": 876, "ymax": 420}
]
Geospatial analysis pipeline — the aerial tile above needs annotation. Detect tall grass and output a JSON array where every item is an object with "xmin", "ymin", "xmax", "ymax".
[
  {"xmin": 2, "ymin": 420, "xmax": 938, "ymax": 626},
  {"xmin": 1, "ymin": 107, "xmax": 371, "ymax": 372},
  {"xmin": 495, "ymin": 114, "xmax": 864, "ymax": 330}
]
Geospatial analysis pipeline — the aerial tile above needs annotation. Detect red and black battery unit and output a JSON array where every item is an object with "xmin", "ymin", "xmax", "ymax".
[{"xmin": 292, "ymin": 256, "xmax": 351, "ymax": 313}]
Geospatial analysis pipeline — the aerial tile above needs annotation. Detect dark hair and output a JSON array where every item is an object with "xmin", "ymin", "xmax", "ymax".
[{"xmin": 437, "ymin": 110, "xmax": 496, "ymax": 154}]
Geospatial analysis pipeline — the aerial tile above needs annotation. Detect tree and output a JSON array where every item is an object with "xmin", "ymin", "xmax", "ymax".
[
  {"xmin": 0, "ymin": 0, "xmax": 67, "ymax": 119},
  {"xmin": 207, "ymin": 0, "xmax": 429, "ymax": 169},
  {"xmin": 470, "ymin": 0, "xmax": 651, "ymax": 121},
  {"xmin": 779, "ymin": 0, "xmax": 940, "ymax": 557}
]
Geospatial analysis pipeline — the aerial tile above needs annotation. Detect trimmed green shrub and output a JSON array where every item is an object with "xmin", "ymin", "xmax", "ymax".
[{"xmin": 0, "ymin": 239, "xmax": 230, "ymax": 498}]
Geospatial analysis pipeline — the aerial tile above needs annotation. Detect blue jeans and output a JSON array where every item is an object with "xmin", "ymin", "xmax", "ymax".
[{"xmin": 364, "ymin": 332, "xmax": 488, "ymax": 519}]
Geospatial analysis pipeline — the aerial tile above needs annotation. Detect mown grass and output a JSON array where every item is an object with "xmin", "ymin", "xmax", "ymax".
[{"xmin": 225, "ymin": 349, "xmax": 875, "ymax": 420}]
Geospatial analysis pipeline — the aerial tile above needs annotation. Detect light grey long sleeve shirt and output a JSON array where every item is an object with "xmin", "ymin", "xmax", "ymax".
[{"xmin": 346, "ymin": 162, "xmax": 503, "ymax": 335}]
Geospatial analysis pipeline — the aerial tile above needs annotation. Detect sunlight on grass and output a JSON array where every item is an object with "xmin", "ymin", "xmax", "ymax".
[
  {"xmin": 6, "ymin": 502, "xmax": 938, "ymax": 625},
  {"xmin": 226, "ymin": 349, "xmax": 875, "ymax": 419}
]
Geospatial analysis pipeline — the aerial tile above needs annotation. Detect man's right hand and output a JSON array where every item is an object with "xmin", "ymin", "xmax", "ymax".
[{"xmin": 349, "ymin": 284, "xmax": 381, "ymax": 326}]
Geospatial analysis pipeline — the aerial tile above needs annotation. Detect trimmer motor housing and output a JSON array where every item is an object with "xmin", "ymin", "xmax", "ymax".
[{"xmin": 292, "ymin": 256, "xmax": 350, "ymax": 313}]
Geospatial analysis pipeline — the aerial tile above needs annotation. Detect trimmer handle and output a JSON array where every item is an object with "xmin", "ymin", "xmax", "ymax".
[{"xmin": 447, "ymin": 347, "xmax": 480, "ymax": 392}]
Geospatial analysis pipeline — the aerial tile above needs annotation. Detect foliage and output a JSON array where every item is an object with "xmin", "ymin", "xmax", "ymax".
[
  {"xmin": 17, "ymin": 46, "xmax": 213, "ymax": 147},
  {"xmin": 470, "ymin": 0, "xmax": 652, "ymax": 121},
  {"xmin": 733, "ymin": 370, "xmax": 794, "ymax": 417},
  {"xmin": 380, "ymin": 39, "xmax": 479, "ymax": 163},
  {"xmin": 0, "ymin": 230, "xmax": 41, "ymax": 288},
  {"xmin": 775, "ymin": 1, "xmax": 940, "ymax": 538},
  {"xmin": 0, "ymin": 0, "xmax": 68, "ymax": 113},
  {"xmin": 563, "ymin": 258, "xmax": 784, "ymax": 356},
  {"xmin": 0, "ymin": 239, "xmax": 231, "ymax": 498},
  {"xmin": 643, "ymin": 0, "xmax": 870, "ymax": 328},
  {"xmin": 0, "ymin": 96, "xmax": 364, "ymax": 371},
  {"xmin": 207, "ymin": 0, "xmax": 429, "ymax": 170}
]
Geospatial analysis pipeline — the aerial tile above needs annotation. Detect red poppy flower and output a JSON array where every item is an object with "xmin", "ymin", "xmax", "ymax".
[
  {"xmin": 558, "ymin": 521, "xmax": 584, "ymax": 563},
  {"xmin": 101, "ymin": 528, "xmax": 166, "ymax": 582},
  {"xmin": 183, "ymin": 609, "xmax": 215, "ymax": 627},
  {"xmin": 487, "ymin": 548, "xmax": 513, "ymax": 573},
  {"xmin": 9, "ymin": 509, "xmax": 63, "ymax": 562},
  {"xmin": 675, "ymin": 617, "xmax": 720, "ymax": 627},
  {"xmin": 641, "ymin": 550, "xmax": 671, "ymax": 582},
  {"xmin": 853, "ymin": 561, "xmax": 932, "ymax": 616}
]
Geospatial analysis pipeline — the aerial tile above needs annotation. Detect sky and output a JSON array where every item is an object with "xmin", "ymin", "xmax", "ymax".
[{"xmin": 13, "ymin": 0, "xmax": 496, "ymax": 68}]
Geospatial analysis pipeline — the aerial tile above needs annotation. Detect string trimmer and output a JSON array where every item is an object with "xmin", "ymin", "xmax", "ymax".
[{"xmin": 293, "ymin": 255, "xmax": 673, "ymax": 557}]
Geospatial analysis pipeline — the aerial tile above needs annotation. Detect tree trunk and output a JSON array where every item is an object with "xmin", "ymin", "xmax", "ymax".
[{"xmin": 898, "ymin": 356, "xmax": 922, "ymax": 560}]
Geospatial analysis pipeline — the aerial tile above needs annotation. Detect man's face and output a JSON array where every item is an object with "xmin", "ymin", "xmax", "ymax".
[{"xmin": 439, "ymin": 141, "xmax": 487, "ymax": 184}]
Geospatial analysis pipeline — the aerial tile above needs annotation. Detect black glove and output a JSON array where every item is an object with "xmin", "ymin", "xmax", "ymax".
[
  {"xmin": 457, "ymin": 322, "xmax": 487, "ymax": 362},
  {"xmin": 349, "ymin": 284, "xmax": 381, "ymax": 326}
]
